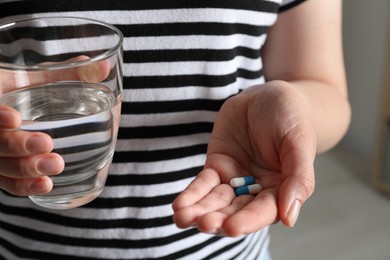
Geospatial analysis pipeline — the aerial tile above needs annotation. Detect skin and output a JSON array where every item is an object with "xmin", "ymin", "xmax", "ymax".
[
  {"xmin": 0, "ymin": 0, "xmax": 350, "ymax": 238},
  {"xmin": 172, "ymin": 0, "xmax": 351, "ymax": 236},
  {"xmin": 0, "ymin": 57, "xmax": 111, "ymax": 195}
]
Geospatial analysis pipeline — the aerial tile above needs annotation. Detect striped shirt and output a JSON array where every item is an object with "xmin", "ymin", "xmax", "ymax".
[{"xmin": 0, "ymin": 0, "xmax": 305, "ymax": 259}]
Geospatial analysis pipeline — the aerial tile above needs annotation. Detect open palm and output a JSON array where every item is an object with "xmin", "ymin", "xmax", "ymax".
[{"xmin": 172, "ymin": 81, "xmax": 316, "ymax": 237}]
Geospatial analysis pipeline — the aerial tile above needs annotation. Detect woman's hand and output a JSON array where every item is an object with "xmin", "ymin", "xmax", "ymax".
[
  {"xmin": 0, "ymin": 104, "xmax": 64, "ymax": 196},
  {"xmin": 173, "ymin": 0, "xmax": 350, "ymax": 237},
  {"xmin": 172, "ymin": 81, "xmax": 316, "ymax": 236},
  {"xmin": 0, "ymin": 56, "xmax": 110, "ymax": 196}
]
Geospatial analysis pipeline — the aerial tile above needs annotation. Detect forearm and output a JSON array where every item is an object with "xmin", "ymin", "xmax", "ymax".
[
  {"xmin": 261, "ymin": 0, "xmax": 349, "ymax": 152},
  {"xmin": 290, "ymin": 79, "xmax": 351, "ymax": 153}
]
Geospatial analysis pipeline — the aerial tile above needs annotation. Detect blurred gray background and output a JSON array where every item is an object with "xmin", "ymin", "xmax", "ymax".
[{"xmin": 269, "ymin": 1, "xmax": 390, "ymax": 260}]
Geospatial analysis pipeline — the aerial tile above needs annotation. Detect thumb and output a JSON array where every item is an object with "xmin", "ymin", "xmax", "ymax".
[
  {"xmin": 278, "ymin": 133, "xmax": 316, "ymax": 228},
  {"xmin": 279, "ymin": 173, "xmax": 315, "ymax": 227}
]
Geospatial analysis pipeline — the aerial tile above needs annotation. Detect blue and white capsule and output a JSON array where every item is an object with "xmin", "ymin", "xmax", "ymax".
[
  {"xmin": 230, "ymin": 176, "xmax": 256, "ymax": 188},
  {"xmin": 234, "ymin": 184, "xmax": 262, "ymax": 196}
]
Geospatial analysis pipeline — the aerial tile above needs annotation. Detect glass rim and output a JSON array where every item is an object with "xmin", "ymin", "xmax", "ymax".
[{"xmin": 0, "ymin": 16, "xmax": 124, "ymax": 71}]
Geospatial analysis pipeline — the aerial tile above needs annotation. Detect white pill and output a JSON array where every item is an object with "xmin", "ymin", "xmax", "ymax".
[{"xmin": 230, "ymin": 176, "xmax": 255, "ymax": 188}]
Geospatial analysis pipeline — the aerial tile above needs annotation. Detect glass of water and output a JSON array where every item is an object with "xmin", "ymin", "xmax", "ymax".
[{"xmin": 0, "ymin": 17, "xmax": 123, "ymax": 209}]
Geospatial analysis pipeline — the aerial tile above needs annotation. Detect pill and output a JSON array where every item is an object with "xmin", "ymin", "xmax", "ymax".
[
  {"xmin": 234, "ymin": 184, "xmax": 262, "ymax": 196},
  {"xmin": 230, "ymin": 176, "xmax": 255, "ymax": 188}
]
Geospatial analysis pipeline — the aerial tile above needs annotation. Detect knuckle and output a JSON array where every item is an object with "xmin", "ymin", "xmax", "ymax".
[
  {"xmin": 1, "ymin": 131, "xmax": 25, "ymax": 155},
  {"xmin": 296, "ymin": 175, "xmax": 315, "ymax": 199},
  {"xmin": 0, "ymin": 177, "xmax": 31, "ymax": 196},
  {"xmin": 19, "ymin": 156, "xmax": 39, "ymax": 178},
  {"xmin": 3, "ymin": 156, "xmax": 39, "ymax": 179}
]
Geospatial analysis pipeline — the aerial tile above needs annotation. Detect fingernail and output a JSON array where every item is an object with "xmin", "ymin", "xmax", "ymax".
[
  {"xmin": 205, "ymin": 229, "xmax": 218, "ymax": 235},
  {"xmin": 77, "ymin": 63, "xmax": 102, "ymax": 83},
  {"xmin": 26, "ymin": 135, "xmax": 51, "ymax": 153},
  {"xmin": 287, "ymin": 200, "xmax": 301, "ymax": 228},
  {"xmin": 30, "ymin": 178, "xmax": 52, "ymax": 193},
  {"xmin": 215, "ymin": 229, "xmax": 227, "ymax": 237},
  {"xmin": 37, "ymin": 156, "xmax": 63, "ymax": 175}
]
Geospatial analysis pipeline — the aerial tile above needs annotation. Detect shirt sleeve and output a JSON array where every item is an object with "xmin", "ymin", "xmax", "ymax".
[{"xmin": 279, "ymin": 0, "xmax": 307, "ymax": 12}]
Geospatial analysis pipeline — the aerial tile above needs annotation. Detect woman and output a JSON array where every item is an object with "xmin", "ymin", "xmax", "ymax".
[{"xmin": 0, "ymin": 0, "xmax": 350, "ymax": 259}]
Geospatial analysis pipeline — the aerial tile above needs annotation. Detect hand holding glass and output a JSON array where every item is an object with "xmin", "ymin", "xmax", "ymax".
[{"xmin": 0, "ymin": 17, "xmax": 123, "ymax": 209}]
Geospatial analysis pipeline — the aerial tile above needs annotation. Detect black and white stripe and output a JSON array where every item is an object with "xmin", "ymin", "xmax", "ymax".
[{"xmin": 0, "ymin": 0, "xmax": 304, "ymax": 259}]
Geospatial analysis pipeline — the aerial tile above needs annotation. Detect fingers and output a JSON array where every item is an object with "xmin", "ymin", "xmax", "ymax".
[
  {"xmin": 0, "ymin": 105, "xmax": 51, "ymax": 158},
  {"xmin": 0, "ymin": 105, "xmax": 21, "ymax": 129},
  {"xmin": 0, "ymin": 106, "xmax": 63, "ymax": 196},
  {"xmin": 75, "ymin": 57, "xmax": 112, "ymax": 83},
  {"xmin": 0, "ymin": 56, "xmax": 111, "ymax": 91},
  {"xmin": 38, "ymin": 56, "xmax": 111, "ymax": 85},
  {"xmin": 0, "ymin": 175, "xmax": 53, "ymax": 196},
  {"xmin": 173, "ymin": 183, "xmax": 235, "ymax": 228},
  {"xmin": 0, "ymin": 150, "xmax": 64, "ymax": 196},
  {"xmin": 174, "ymin": 186, "xmax": 279, "ymax": 237},
  {"xmin": 0, "ymin": 56, "xmax": 109, "ymax": 197},
  {"xmin": 172, "ymin": 167, "xmax": 234, "ymax": 229},
  {"xmin": 0, "ymin": 152, "xmax": 63, "ymax": 196},
  {"xmin": 172, "ymin": 166, "xmax": 278, "ymax": 237},
  {"xmin": 278, "ymin": 139, "xmax": 316, "ymax": 228},
  {"xmin": 198, "ymin": 188, "xmax": 278, "ymax": 237},
  {"xmin": 196, "ymin": 195, "xmax": 253, "ymax": 234},
  {"xmin": 0, "ymin": 130, "xmax": 53, "ymax": 157},
  {"xmin": 279, "ymin": 174, "xmax": 315, "ymax": 228},
  {"xmin": 0, "ymin": 153, "xmax": 64, "ymax": 178},
  {"xmin": 172, "ymin": 168, "xmax": 222, "ymax": 211}
]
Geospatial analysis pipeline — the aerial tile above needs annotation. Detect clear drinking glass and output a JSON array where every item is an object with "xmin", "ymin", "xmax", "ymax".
[{"xmin": 0, "ymin": 17, "xmax": 123, "ymax": 209}]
